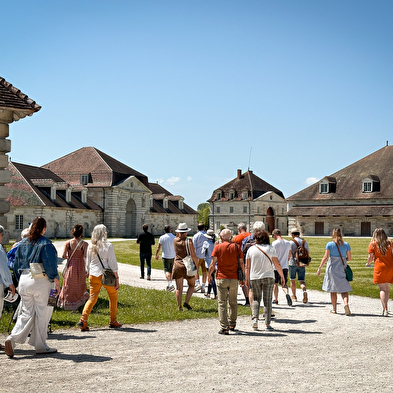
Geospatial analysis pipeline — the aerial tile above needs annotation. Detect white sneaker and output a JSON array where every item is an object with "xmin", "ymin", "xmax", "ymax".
[
  {"xmin": 252, "ymin": 318, "xmax": 258, "ymax": 330},
  {"xmin": 36, "ymin": 347, "xmax": 57, "ymax": 355},
  {"xmin": 4, "ymin": 291, "xmax": 18, "ymax": 303},
  {"xmin": 194, "ymin": 284, "xmax": 202, "ymax": 292}
]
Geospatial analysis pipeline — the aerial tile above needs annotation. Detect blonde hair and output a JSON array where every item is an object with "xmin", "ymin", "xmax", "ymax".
[
  {"xmin": 89, "ymin": 224, "xmax": 107, "ymax": 257},
  {"xmin": 372, "ymin": 228, "xmax": 391, "ymax": 255},
  {"xmin": 332, "ymin": 228, "xmax": 344, "ymax": 246}
]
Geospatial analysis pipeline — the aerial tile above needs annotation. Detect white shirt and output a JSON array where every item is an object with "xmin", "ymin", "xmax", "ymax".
[
  {"xmin": 86, "ymin": 241, "xmax": 118, "ymax": 277},
  {"xmin": 247, "ymin": 244, "xmax": 277, "ymax": 280},
  {"xmin": 272, "ymin": 238, "xmax": 291, "ymax": 270},
  {"xmin": 158, "ymin": 232, "xmax": 176, "ymax": 259}
]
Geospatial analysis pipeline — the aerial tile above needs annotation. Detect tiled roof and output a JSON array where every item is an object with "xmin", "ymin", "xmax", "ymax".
[
  {"xmin": 287, "ymin": 205, "xmax": 393, "ymax": 217},
  {"xmin": 207, "ymin": 170, "xmax": 284, "ymax": 201},
  {"xmin": 7, "ymin": 162, "xmax": 101, "ymax": 211},
  {"xmin": 287, "ymin": 145, "xmax": 393, "ymax": 201},
  {"xmin": 0, "ymin": 77, "xmax": 41, "ymax": 120},
  {"xmin": 148, "ymin": 182, "xmax": 197, "ymax": 214},
  {"xmin": 42, "ymin": 147, "xmax": 149, "ymax": 188}
]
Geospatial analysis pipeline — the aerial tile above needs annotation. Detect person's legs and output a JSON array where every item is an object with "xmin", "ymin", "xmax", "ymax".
[
  {"xmin": 211, "ymin": 273, "xmax": 217, "ymax": 297},
  {"xmin": 104, "ymin": 284, "xmax": 119, "ymax": 323},
  {"xmin": 297, "ymin": 267, "xmax": 307, "ymax": 303},
  {"xmin": 0, "ymin": 283, "xmax": 3, "ymax": 317},
  {"xmin": 81, "ymin": 275, "xmax": 102, "ymax": 322},
  {"xmin": 200, "ymin": 259, "xmax": 207, "ymax": 291},
  {"xmin": 251, "ymin": 279, "xmax": 262, "ymax": 320},
  {"xmin": 139, "ymin": 253, "xmax": 145, "ymax": 278},
  {"xmin": 228, "ymin": 279, "xmax": 238, "ymax": 328},
  {"xmin": 378, "ymin": 283, "xmax": 390, "ymax": 311},
  {"xmin": 289, "ymin": 266, "xmax": 297, "ymax": 299},
  {"xmin": 273, "ymin": 283, "xmax": 279, "ymax": 303},
  {"xmin": 146, "ymin": 253, "xmax": 152, "ymax": 279},
  {"xmin": 330, "ymin": 292, "xmax": 338, "ymax": 312},
  {"xmin": 216, "ymin": 279, "xmax": 229, "ymax": 330},
  {"xmin": 184, "ymin": 276, "xmax": 195, "ymax": 305},
  {"xmin": 262, "ymin": 277, "xmax": 274, "ymax": 327},
  {"xmin": 175, "ymin": 278, "xmax": 184, "ymax": 310}
]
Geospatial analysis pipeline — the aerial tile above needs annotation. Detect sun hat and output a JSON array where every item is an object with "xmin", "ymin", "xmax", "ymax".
[
  {"xmin": 175, "ymin": 223, "xmax": 191, "ymax": 233},
  {"xmin": 203, "ymin": 229, "xmax": 215, "ymax": 239}
]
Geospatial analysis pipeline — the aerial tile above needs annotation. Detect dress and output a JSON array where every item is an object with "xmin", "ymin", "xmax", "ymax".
[
  {"xmin": 368, "ymin": 242, "xmax": 393, "ymax": 284},
  {"xmin": 57, "ymin": 240, "xmax": 89, "ymax": 311},
  {"xmin": 172, "ymin": 237, "xmax": 190, "ymax": 279},
  {"xmin": 322, "ymin": 241, "xmax": 352, "ymax": 293}
]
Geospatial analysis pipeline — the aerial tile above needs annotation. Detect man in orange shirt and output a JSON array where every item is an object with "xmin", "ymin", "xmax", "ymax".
[
  {"xmin": 233, "ymin": 223, "xmax": 251, "ymax": 245},
  {"xmin": 209, "ymin": 229, "xmax": 245, "ymax": 335}
]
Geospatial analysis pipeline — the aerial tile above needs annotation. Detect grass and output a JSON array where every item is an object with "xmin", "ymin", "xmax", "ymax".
[{"xmin": 0, "ymin": 236, "xmax": 383, "ymax": 334}]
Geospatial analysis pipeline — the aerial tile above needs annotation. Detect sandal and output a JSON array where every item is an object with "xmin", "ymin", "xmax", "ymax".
[
  {"xmin": 109, "ymin": 321, "xmax": 123, "ymax": 329},
  {"xmin": 77, "ymin": 319, "xmax": 89, "ymax": 331},
  {"xmin": 218, "ymin": 329, "xmax": 229, "ymax": 335},
  {"xmin": 228, "ymin": 326, "xmax": 235, "ymax": 331},
  {"xmin": 183, "ymin": 302, "xmax": 192, "ymax": 310},
  {"xmin": 330, "ymin": 310, "xmax": 337, "ymax": 314}
]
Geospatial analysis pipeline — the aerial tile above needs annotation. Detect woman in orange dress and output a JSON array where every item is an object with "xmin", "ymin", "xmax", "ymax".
[
  {"xmin": 366, "ymin": 228, "xmax": 393, "ymax": 316},
  {"xmin": 57, "ymin": 224, "xmax": 89, "ymax": 312}
]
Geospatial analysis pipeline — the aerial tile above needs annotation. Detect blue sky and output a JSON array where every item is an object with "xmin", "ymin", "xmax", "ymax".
[{"xmin": 2, "ymin": 1, "xmax": 392, "ymax": 210}]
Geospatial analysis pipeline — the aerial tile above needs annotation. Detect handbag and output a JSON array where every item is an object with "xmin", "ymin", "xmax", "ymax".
[
  {"xmin": 29, "ymin": 246, "xmax": 46, "ymax": 278},
  {"xmin": 97, "ymin": 253, "xmax": 116, "ymax": 286},
  {"xmin": 183, "ymin": 239, "xmax": 197, "ymax": 277},
  {"xmin": 335, "ymin": 242, "xmax": 353, "ymax": 282},
  {"xmin": 62, "ymin": 240, "xmax": 82, "ymax": 276},
  {"xmin": 235, "ymin": 244, "xmax": 244, "ymax": 281}
]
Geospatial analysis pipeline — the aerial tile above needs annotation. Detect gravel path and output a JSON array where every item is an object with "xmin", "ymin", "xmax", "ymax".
[{"xmin": 1, "ymin": 241, "xmax": 392, "ymax": 392}]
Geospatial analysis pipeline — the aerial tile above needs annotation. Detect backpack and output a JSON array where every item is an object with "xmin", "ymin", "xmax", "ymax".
[{"xmin": 292, "ymin": 238, "xmax": 311, "ymax": 267}]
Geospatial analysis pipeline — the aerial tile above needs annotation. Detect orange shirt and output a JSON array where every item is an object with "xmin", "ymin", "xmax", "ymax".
[
  {"xmin": 211, "ymin": 241, "xmax": 244, "ymax": 280},
  {"xmin": 232, "ymin": 232, "xmax": 251, "ymax": 245}
]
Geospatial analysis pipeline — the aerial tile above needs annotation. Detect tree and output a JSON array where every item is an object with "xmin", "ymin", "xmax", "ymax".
[{"xmin": 197, "ymin": 203, "xmax": 210, "ymax": 228}]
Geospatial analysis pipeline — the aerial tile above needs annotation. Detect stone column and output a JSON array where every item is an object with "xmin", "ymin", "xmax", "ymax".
[{"xmin": 0, "ymin": 111, "xmax": 12, "ymax": 243}]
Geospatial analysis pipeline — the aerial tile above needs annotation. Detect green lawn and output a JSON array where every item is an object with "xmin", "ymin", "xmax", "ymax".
[{"xmin": 0, "ymin": 236, "xmax": 382, "ymax": 334}]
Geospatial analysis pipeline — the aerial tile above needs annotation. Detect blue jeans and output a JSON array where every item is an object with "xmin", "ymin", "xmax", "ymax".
[
  {"xmin": 140, "ymin": 253, "xmax": 152, "ymax": 278},
  {"xmin": 289, "ymin": 265, "xmax": 305, "ymax": 281}
]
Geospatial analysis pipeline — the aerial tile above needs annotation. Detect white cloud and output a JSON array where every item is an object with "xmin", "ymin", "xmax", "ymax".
[
  {"xmin": 306, "ymin": 177, "xmax": 319, "ymax": 185},
  {"xmin": 165, "ymin": 176, "xmax": 181, "ymax": 186},
  {"xmin": 187, "ymin": 176, "xmax": 192, "ymax": 181}
]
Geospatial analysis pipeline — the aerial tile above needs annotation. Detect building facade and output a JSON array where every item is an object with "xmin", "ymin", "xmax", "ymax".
[
  {"xmin": 208, "ymin": 169, "xmax": 287, "ymax": 234},
  {"xmin": 287, "ymin": 145, "xmax": 393, "ymax": 236}
]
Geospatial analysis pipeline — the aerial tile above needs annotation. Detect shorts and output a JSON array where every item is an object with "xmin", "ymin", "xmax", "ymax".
[
  {"xmin": 163, "ymin": 258, "xmax": 174, "ymax": 273},
  {"xmin": 197, "ymin": 258, "xmax": 207, "ymax": 273},
  {"xmin": 274, "ymin": 268, "xmax": 288, "ymax": 286},
  {"xmin": 289, "ymin": 265, "xmax": 305, "ymax": 281}
]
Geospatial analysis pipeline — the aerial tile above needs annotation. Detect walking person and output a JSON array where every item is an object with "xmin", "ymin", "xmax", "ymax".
[
  {"xmin": 137, "ymin": 224, "xmax": 155, "ymax": 280},
  {"xmin": 317, "ymin": 228, "xmax": 352, "ymax": 316},
  {"xmin": 366, "ymin": 228, "xmax": 393, "ymax": 316},
  {"xmin": 246, "ymin": 229, "xmax": 284, "ymax": 331},
  {"xmin": 77, "ymin": 224, "xmax": 122, "ymax": 331},
  {"xmin": 202, "ymin": 229, "xmax": 217, "ymax": 299},
  {"xmin": 172, "ymin": 223, "xmax": 198, "ymax": 311},
  {"xmin": 155, "ymin": 225, "xmax": 176, "ymax": 292},
  {"xmin": 209, "ymin": 229, "xmax": 245, "ymax": 335},
  {"xmin": 192, "ymin": 223, "xmax": 208, "ymax": 292},
  {"xmin": 57, "ymin": 224, "xmax": 89, "ymax": 312},
  {"xmin": 5, "ymin": 217, "xmax": 60, "ymax": 357}
]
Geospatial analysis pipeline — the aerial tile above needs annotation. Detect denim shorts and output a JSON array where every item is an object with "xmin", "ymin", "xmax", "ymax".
[{"xmin": 289, "ymin": 265, "xmax": 305, "ymax": 281}]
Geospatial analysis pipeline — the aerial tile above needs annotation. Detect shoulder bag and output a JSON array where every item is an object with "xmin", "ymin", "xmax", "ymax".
[
  {"xmin": 30, "ymin": 245, "xmax": 47, "ymax": 278},
  {"xmin": 335, "ymin": 242, "xmax": 353, "ymax": 281},
  {"xmin": 62, "ymin": 240, "xmax": 83, "ymax": 276},
  {"xmin": 183, "ymin": 239, "xmax": 197, "ymax": 277},
  {"xmin": 97, "ymin": 253, "xmax": 117, "ymax": 286},
  {"xmin": 235, "ymin": 244, "xmax": 244, "ymax": 281}
]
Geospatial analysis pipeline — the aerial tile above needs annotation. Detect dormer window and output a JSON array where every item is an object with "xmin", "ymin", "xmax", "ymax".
[
  {"xmin": 242, "ymin": 190, "xmax": 248, "ymax": 200},
  {"xmin": 363, "ymin": 176, "xmax": 380, "ymax": 193},
  {"xmin": 229, "ymin": 190, "xmax": 235, "ymax": 200},
  {"xmin": 319, "ymin": 177, "xmax": 336, "ymax": 194},
  {"xmin": 81, "ymin": 174, "xmax": 89, "ymax": 185},
  {"xmin": 216, "ymin": 191, "xmax": 222, "ymax": 201}
]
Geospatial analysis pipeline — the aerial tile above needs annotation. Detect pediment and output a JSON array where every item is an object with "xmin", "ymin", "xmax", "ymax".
[
  {"xmin": 114, "ymin": 175, "xmax": 151, "ymax": 194},
  {"xmin": 254, "ymin": 191, "xmax": 286, "ymax": 202}
]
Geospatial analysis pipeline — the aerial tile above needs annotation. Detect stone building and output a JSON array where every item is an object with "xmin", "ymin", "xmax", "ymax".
[
  {"xmin": 208, "ymin": 169, "xmax": 287, "ymax": 234},
  {"xmin": 287, "ymin": 145, "xmax": 393, "ymax": 236},
  {"xmin": 40, "ymin": 147, "xmax": 197, "ymax": 237},
  {"xmin": 5, "ymin": 162, "xmax": 102, "ymax": 239},
  {"xmin": 0, "ymin": 77, "xmax": 41, "ymax": 242}
]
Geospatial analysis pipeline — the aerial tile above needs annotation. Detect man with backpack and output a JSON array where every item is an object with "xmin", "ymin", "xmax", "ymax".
[{"xmin": 289, "ymin": 228, "xmax": 310, "ymax": 303}]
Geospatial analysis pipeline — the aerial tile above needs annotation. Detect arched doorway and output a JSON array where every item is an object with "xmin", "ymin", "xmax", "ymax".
[
  {"xmin": 266, "ymin": 207, "xmax": 275, "ymax": 233},
  {"xmin": 125, "ymin": 198, "xmax": 137, "ymax": 237}
]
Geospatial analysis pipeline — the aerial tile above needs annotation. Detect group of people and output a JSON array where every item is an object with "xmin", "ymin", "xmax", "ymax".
[
  {"xmin": 0, "ymin": 217, "xmax": 122, "ymax": 358},
  {"xmin": 1, "ymin": 217, "xmax": 393, "ymax": 356}
]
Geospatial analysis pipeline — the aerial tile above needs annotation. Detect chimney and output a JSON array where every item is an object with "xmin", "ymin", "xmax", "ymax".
[{"xmin": 237, "ymin": 169, "xmax": 242, "ymax": 179}]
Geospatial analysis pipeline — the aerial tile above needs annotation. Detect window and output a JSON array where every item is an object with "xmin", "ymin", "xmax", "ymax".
[
  {"xmin": 242, "ymin": 191, "xmax": 247, "ymax": 200},
  {"xmin": 216, "ymin": 206, "xmax": 220, "ymax": 213},
  {"xmin": 363, "ymin": 181, "xmax": 372, "ymax": 192},
  {"xmin": 81, "ymin": 174, "xmax": 89, "ymax": 185},
  {"xmin": 216, "ymin": 191, "xmax": 222, "ymax": 201},
  {"xmin": 230, "ymin": 206, "xmax": 234, "ymax": 213},
  {"xmin": 320, "ymin": 183, "xmax": 328, "ymax": 193},
  {"xmin": 229, "ymin": 191, "xmax": 234, "ymax": 200},
  {"xmin": 15, "ymin": 215, "xmax": 23, "ymax": 230},
  {"xmin": 243, "ymin": 206, "xmax": 247, "ymax": 213}
]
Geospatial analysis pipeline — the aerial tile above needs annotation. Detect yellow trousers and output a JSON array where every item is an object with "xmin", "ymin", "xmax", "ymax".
[{"xmin": 81, "ymin": 275, "xmax": 118, "ymax": 323}]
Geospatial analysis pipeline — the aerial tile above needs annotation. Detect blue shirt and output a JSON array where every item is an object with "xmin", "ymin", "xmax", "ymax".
[
  {"xmin": 0, "ymin": 245, "xmax": 12, "ymax": 287},
  {"xmin": 193, "ymin": 231, "xmax": 207, "ymax": 259},
  {"xmin": 326, "ymin": 241, "xmax": 351, "ymax": 258},
  {"xmin": 14, "ymin": 236, "xmax": 59, "ymax": 282}
]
